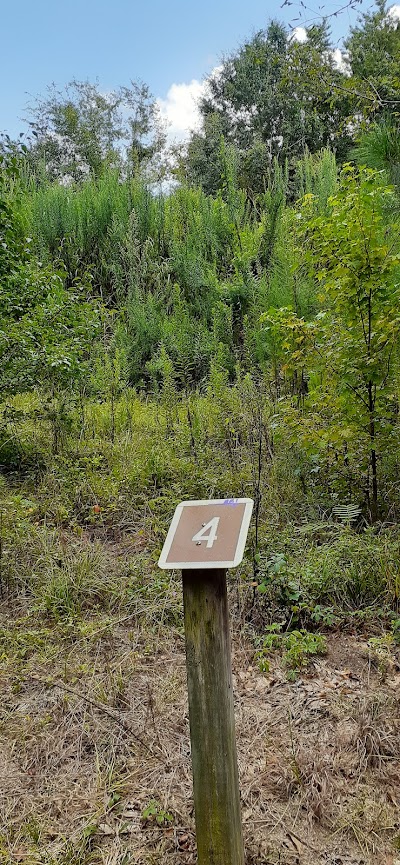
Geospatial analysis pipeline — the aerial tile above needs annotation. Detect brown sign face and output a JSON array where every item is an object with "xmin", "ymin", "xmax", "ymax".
[{"xmin": 158, "ymin": 499, "xmax": 253, "ymax": 569}]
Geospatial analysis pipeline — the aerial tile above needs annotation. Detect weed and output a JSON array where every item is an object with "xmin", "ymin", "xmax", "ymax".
[
  {"xmin": 283, "ymin": 630, "xmax": 327, "ymax": 671},
  {"xmin": 391, "ymin": 617, "xmax": 400, "ymax": 644},
  {"xmin": 255, "ymin": 625, "xmax": 327, "ymax": 675},
  {"xmin": 0, "ymin": 625, "xmax": 51, "ymax": 661},
  {"xmin": 141, "ymin": 799, "xmax": 173, "ymax": 827}
]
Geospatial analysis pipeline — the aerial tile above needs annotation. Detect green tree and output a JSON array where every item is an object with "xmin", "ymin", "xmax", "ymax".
[
  {"xmin": 179, "ymin": 113, "xmax": 229, "ymax": 194},
  {"xmin": 0, "ymin": 152, "xmax": 100, "ymax": 397},
  {"xmin": 22, "ymin": 79, "xmax": 165, "ymax": 182},
  {"xmin": 264, "ymin": 167, "xmax": 400, "ymax": 521},
  {"xmin": 183, "ymin": 21, "xmax": 351, "ymax": 194},
  {"xmin": 344, "ymin": 0, "xmax": 400, "ymax": 120},
  {"xmin": 351, "ymin": 119, "xmax": 400, "ymax": 189}
]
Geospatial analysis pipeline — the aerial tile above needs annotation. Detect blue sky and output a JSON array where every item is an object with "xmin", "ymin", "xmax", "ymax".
[{"xmin": 1, "ymin": 0, "xmax": 377, "ymax": 142}]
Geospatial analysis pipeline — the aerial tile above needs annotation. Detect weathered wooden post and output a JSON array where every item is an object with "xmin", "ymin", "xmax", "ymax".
[{"xmin": 159, "ymin": 498, "xmax": 253, "ymax": 865}]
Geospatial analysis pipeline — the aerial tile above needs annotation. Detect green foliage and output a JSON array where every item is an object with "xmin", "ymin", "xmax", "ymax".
[
  {"xmin": 263, "ymin": 166, "xmax": 400, "ymax": 520},
  {"xmin": 2, "ymin": 269, "xmax": 100, "ymax": 395},
  {"xmin": 344, "ymin": 1, "xmax": 400, "ymax": 120},
  {"xmin": 279, "ymin": 527, "xmax": 399, "ymax": 610},
  {"xmin": 21, "ymin": 79, "xmax": 165, "ymax": 182},
  {"xmin": 2, "ymin": 54, "xmax": 400, "ymax": 647},
  {"xmin": 183, "ymin": 21, "xmax": 352, "ymax": 194},
  {"xmin": 256, "ymin": 624, "xmax": 327, "ymax": 675},
  {"xmin": 257, "ymin": 552, "xmax": 302, "ymax": 609},
  {"xmin": 141, "ymin": 799, "xmax": 173, "ymax": 826},
  {"xmin": 283, "ymin": 630, "xmax": 327, "ymax": 671},
  {"xmin": 351, "ymin": 119, "xmax": 400, "ymax": 189},
  {"xmin": 294, "ymin": 148, "xmax": 338, "ymax": 211},
  {"xmin": 19, "ymin": 166, "xmax": 262, "ymax": 385},
  {"xmin": 249, "ymin": 518, "xmax": 400, "ymax": 635},
  {"xmin": 0, "ymin": 153, "xmax": 100, "ymax": 399},
  {"xmin": 391, "ymin": 617, "xmax": 400, "ymax": 644}
]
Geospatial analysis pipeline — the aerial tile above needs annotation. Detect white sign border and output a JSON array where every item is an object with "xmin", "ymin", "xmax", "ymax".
[{"xmin": 158, "ymin": 498, "xmax": 254, "ymax": 570}]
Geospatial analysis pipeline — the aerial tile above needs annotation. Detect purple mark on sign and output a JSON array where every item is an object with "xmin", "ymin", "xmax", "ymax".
[{"xmin": 224, "ymin": 497, "xmax": 239, "ymax": 507}]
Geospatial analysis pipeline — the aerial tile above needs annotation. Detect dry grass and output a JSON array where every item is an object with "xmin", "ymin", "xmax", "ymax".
[
  {"xmin": 1, "ymin": 538, "xmax": 400, "ymax": 865},
  {"xmin": 350, "ymin": 694, "xmax": 400, "ymax": 772}
]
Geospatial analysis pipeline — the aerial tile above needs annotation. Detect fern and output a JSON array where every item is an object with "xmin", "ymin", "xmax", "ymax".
[{"xmin": 332, "ymin": 503, "xmax": 362, "ymax": 524}]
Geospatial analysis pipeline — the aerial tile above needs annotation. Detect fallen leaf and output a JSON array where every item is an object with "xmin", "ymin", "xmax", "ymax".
[
  {"xmin": 178, "ymin": 833, "xmax": 190, "ymax": 849},
  {"xmin": 121, "ymin": 809, "xmax": 137, "ymax": 819},
  {"xmin": 98, "ymin": 823, "xmax": 115, "ymax": 836},
  {"xmin": 286, "ymin": 831, "xmax": 305, "ymax": 853}
]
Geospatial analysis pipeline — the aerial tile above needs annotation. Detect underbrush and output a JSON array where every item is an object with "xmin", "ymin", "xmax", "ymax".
[
  {"xmin": 253, "ymin": 524, "xmax": 400, "ymax": 631},
  {"xmin": 255, "ymin": 625, "xmax": 327, "ymax": 675},
  {"xmin": 2, "ymin": 390, "xmax": 400, "ymax": 634}
]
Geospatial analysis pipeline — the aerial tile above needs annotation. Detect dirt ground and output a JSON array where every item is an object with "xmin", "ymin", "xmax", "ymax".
[{"xmin": 1, "ymin": 597, "xmax": 400, "ymax": 864}]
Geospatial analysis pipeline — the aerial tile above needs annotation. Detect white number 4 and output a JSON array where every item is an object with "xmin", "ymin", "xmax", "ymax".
[{"xmin": 192, "ymin": 517, "xmax": 220, "ymax": 549}]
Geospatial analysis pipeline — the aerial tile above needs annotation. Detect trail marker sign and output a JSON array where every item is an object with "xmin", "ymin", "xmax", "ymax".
[
  {"xmin": 158, "ymin": 497, "xmax": 253, "ymax": 865},
  {"xmin": 158, "ymin": 498, "xmax": 253, "ymax": 569}
]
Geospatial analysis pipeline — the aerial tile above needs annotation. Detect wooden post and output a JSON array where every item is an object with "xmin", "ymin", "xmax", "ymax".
[
  {"xmin": 182, "ymin": 568, "xmax": 244, "ymax": 865},
  {"xmin": 159, "ymin": 498, "xmax": 253, "ymax": 863}
]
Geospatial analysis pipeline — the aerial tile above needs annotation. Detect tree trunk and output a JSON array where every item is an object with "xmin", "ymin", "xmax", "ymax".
[{"xmin": 368, "ymin": 380, "xmax": 378, "ymax": 523}]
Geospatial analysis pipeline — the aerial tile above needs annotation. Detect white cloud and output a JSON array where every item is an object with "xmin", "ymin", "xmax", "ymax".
[
  {"xmin": 332, "ymin": 47, "xmax": 351, "ymax": 75},
  {"xmin": 387, "ymin": 4, "xmax": 400, "ymax": 23},
  {"xmin": 157, "ymin": 79, "xmax": 205, "ymax": 143},
  {"xmin": 157, "ymin": 66, "xmax": 224, "ymax": 144},
  {"xmin": 289, "ymin": 26, "xmax": 308, "ymax": 43}
]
